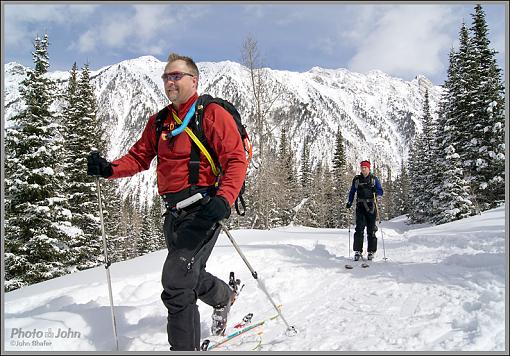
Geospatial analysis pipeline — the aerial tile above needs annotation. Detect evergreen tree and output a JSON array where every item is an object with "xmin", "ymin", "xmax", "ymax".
[
  {"xmin": 5, "ymin": 34, "xmax": 72, "ymax": 291},
  {"xmin": 468, "ymin": 4, "xmax": 505, "ymax": 209},
  {"xmin": 274, "ymin": 126, "xmax": 297, "ymax": 225},
  {"xmin": 434, "ymin": 145, "xmax": 475, "ymax": 224},
  {"xmin": 380, "ymin": 167, "xmax": 394, "ymax": 220},
  {"xmin": 393, "ymin": 159, "xmax": 411, "ymax": 217},
  {"xmin": 134, "ymin": 194, "xmax": 165, "ymax": 255},
  {"xmin": 432, "ymin": 47, "xmax": 457, "ymax": 220},
  {"xmin": 63, "ymin": 63, "xmax": 104, "ymax": 270},
  {"xmin": 300, "ymin": 136, "xmax": 312, "ymax": 193},
  {"xmin": 137, "ymin": 204, "xmax": 159, "ymax": 255},
  {"xmin": 450, "ymin": 22, "xmax": 477, "ymax": 168},
  {"xmin": 408, "ymin": 89, "xmax": 437, "ymax": 223},
  {"xmin": 321, "ymin": 165, "xmax": 337, "ymax": 228},
  {"xmin": 408, "ymin": 144, "xmax": 428, "ymax": 222},
  {"xmin": 332, "ymin": 126, "xmax": 350, "ymax": 227},
  {"xmin": 296, "ymin": 163, "xmax": 322, "ymax": 227},
  {"xmin": 151, "ymin": 194, "xmax": 166, "ymax": 250}
]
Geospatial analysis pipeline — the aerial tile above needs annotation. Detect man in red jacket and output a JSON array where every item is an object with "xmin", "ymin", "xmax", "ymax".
[{"xmin": 87, "ymin": 53, "xmax": 248, "ymax": 350}]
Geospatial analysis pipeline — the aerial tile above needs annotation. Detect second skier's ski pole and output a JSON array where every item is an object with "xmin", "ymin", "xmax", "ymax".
[
  {"xmin": 95, "ymin": 174, "xmax": 120, "ymax": 350},
  {"xmin": 374, "ymin": 193, "xmax": 387, "ymax": 261},
  {"xmin": 348, "ymin": 221, "xmax": 351, "ymax": 258},
  {"xmin": 218, "ymin": 221, "xmax": 297, "ymax": 336}
]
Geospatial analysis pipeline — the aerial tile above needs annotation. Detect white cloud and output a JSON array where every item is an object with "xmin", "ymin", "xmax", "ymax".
[
  {"xmin": 347, "ymin": 5, "xmax": 458, "ymax": 79},
  {"xmin": 76, "ymin": 30, "xmax": 97, "ymax": 53},
  {"xmin": 69, "ymin": 5, "xmax": 205, "ymax": 55},
  {"xmin": 4, "ymin": 4, "xmax": 98, "ymax": 47}
]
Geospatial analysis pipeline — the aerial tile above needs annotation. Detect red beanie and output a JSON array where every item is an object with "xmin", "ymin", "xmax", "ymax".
[{"xmin": 360, "ymin": 160, "xmax": 371, "ymax": 169}]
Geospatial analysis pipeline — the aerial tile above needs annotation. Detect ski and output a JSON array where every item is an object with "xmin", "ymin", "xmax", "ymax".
[
  {"xmin": 202, "ymin": 313, "xmax": 253, "ymax": 351},
  {"xmin": 344, "ymin": 263, "xmax": 369, "ymax": 269},
  {"xmin": 345, "ymin": 255, "xmax": 370, "ymax": 269},
  {"xmin": 234, "ymin": 313, "xmax": 253, "ymax": 329},
  {"xmin": 201, "ymin": 312, "xmax": 280, "ymax": 351}
]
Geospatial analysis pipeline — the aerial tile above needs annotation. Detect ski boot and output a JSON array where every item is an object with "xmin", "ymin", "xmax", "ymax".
[
  {"xmin": 211, "ymin": 272, "xmax": 242, "ymax": 336},
  {"xmin": 354, "ymin": 251, "xmax": 361, "ymax": 261},
  {"xmin": 367, "ymin": 252, "xmax": 374, "ymax": 261}
]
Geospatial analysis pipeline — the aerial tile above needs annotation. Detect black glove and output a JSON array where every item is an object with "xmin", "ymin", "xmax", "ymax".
[
  {"xmin": 87, "ymin": 152, "xmax": 113, "ymax": 178},
  {"xmin": 198, "ymin": 196, "xmax": 231, "ymax": 221},
  {"xmin": 345, "ymin": 202, "xmax": 352, "ymax": 209}
]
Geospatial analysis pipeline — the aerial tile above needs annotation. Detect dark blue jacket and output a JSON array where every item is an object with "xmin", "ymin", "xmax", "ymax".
[{"xmin": 347, "ymin": 173, "xmax": 383, "ymax": 205}]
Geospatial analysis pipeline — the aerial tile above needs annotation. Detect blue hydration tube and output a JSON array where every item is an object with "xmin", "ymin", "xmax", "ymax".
[{"xmin": 170, "ymin": 101, "xmax": 196, "ymax": 137}]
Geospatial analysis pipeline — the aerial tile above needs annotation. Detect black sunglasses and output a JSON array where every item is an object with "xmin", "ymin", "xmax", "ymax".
[{"xmin": 161, "ymin": 71, "xmax": 195, "ymax": 82}]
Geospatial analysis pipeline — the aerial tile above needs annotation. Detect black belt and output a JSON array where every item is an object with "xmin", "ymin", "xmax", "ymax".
[
  {"xmin": 357, "ymin": 198, "xmax": 374, "ymax": 203},
  {"xmin": 356, "ymin": 198, "xmax": 375, "ymax": 213},
  {"xmin": 161, "ymin": 186, "xmax": 214, "ymax": 210}
]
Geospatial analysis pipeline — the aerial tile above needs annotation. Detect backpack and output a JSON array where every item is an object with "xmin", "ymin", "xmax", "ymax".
[
  {"xmin": 354, "ymin": 174, "xmax": 376, "ymax": 192},
  {"xmin": 155, "ymin": 94, "xmax": 252, "ymax": 215}
]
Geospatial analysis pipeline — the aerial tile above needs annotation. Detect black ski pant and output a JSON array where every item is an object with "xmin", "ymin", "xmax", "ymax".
[
  {"xmin": 353, "ymin": 202, "xmax": 378, "ymax": 253},
  {"xmin": 161, "ymin": 206, "xmax": 232, "ymax": 351}
]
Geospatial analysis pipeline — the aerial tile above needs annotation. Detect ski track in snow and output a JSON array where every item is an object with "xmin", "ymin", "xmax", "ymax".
[{"xmin": 4, "ymin": 206, "xmax": 506, "ymax": 351}]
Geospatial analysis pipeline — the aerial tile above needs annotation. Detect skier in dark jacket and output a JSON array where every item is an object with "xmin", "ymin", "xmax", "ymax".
[
  {"xmin": 346, "ymin": 160, "xmax": 383, "ymax": 261},
  {"xmin": 87, "ymin": 53, "xmax": 248, "ymax": 350}
]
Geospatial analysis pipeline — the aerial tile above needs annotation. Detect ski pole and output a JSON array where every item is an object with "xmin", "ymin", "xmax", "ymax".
[
  {"xmin": 218, "ymin": 221, "xmax": 297, "ymax": 336},
  {"xmin": 348, "ymin": 221, "xmax": 351, "ymax": 258},
  {"xmin": 373, "ymin": 193, "xmax": 387, "ymax": 261},
  {"xmin": 95, "ymin": 176, "xmax": 120, "ymax": 350}
]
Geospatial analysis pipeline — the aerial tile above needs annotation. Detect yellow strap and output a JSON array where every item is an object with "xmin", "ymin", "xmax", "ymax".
[{"xmin": 172, "ymin": 111, "xmax": 220, "ymax": 176}]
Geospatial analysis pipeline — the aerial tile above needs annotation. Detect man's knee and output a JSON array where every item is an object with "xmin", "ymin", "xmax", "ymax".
[{"xmin": 161, "ymin": 252, "xmax": 200, "ymax": 313}]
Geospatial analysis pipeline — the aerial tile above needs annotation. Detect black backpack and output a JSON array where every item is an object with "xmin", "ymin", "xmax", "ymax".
[
  {"xmin": 354, "ymin": 174, "xmax": 376, "ymax": 191},
  {"xmin": 155, "ymin": 94, "xmax": 252, "ymax": 215}
]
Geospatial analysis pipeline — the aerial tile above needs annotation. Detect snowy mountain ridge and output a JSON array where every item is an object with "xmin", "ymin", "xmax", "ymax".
[{"xmin": 4, "ymin": 56, "xmax": 443, "ymax": 205}]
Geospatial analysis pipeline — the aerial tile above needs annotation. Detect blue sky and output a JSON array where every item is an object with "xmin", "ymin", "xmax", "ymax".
[{"xmin": 3, "ymin": 3, "xmax": 507, "ymax": 85}]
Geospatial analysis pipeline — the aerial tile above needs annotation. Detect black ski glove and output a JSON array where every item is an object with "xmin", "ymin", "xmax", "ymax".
[
  {"xmin": 198, "ymin": 196, "xmax": 231, "ymax": 222},
  {"xmin": 87, "ymin": 152, "xmax": 113, "ymax": 178},
  {"xmin": 345, "ymin": 202, "xmax": 352, "ymax": 209}
]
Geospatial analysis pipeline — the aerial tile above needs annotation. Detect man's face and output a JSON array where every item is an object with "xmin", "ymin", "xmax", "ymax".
[
  {"xmin": 162, "ymin": 60, "xmax": 198, "ymax": 107},
  {"xmin": 361, "ymin": 166, "xmax": 370, "ymax": 176}
]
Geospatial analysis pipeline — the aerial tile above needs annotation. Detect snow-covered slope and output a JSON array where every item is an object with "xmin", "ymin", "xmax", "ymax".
[
  {"xmin": 4, "ymin": 206, "xmax": 505, "ymax": 351},
  {"xmin": 4, "ymin": 56, "xmax": 442, "ymax": 205}
]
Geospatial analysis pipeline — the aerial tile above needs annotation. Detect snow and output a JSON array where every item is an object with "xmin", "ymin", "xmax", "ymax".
[{"xmin": 4, "ymin": 206, "xmax": 506, "ymax": 351}]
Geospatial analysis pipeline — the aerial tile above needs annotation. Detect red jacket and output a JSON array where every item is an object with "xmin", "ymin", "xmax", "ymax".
[{"xmin": 109, "ymin": 93, "xmax": 248, "ymax": 206}]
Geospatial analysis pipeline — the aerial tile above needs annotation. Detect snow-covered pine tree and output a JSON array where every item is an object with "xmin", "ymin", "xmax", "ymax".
[
  {"xmin": 111, "ymin": 197, "xmax": 133, "ymax": 262},
  {"xmin": 296, "ymin": 163, "xmax": 323, "ymax": 227},
  {"xmin": 332, "ymin": 126, "xmax": 350, "ymax": 227},
  {"xmin": 449, "ymin": 22, "xmax": 477, "ymax": 170},
  {"xmin": 408, "ymin": 89, "xmax": 437, "ymax": 223},
  {"xmin": 380, "ymin": 167, "xmax": 394, "ymax": 220},
  {"xmin": 137, "ymin": 203, "xmax": 159, "ymax": 256},
  {"xmin": 4, "ymin": 34, "xmax": 73, "ymax": 291},
  {"xmin": 409, "ymin": 133, "xmax": 426, "ymax": 224},
  {"xmin": 276, "ymin": 125, "xmax": 299, "ymax": 226},
  {"xmin": 433, "ymin": 46, "xmax": 477, "ymax": 224},
  {"xmin": 300, "ymin": 136, "xmax": 312, "ymax": 194},
  {"xmin": 434, "ymin": 145, "xmax": 475, "ymax": 224},
  {"xmin": 467, "ymin": 4, "xmax": 505, "ymax": 209},
  {"xmin": 150, "ymin": 194, "xmax": 166, "ymax": 250},
  {"xmin": 62, "ymin": 63, "xmax": 104, "ymax": 270},
  {"xmin": 393, "ymin": 159, "xmax": 411, "ymax": 217}
]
